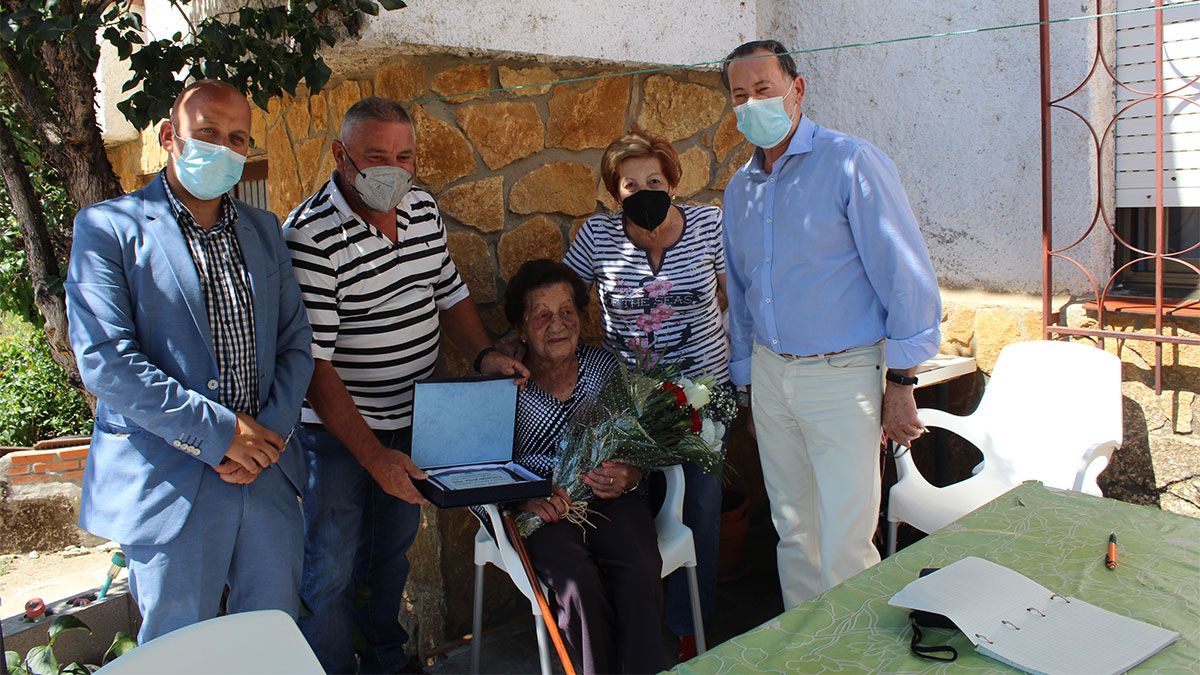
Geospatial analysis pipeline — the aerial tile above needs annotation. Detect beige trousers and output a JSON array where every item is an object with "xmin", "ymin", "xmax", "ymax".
[{"xmin": 751, "ymin": 341, "xmax": 884, "ymax": 608}]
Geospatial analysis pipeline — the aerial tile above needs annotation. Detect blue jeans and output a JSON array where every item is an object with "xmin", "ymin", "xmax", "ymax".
[
  {"xmin": 664, "ymin": 459, "xmax": 722, "ymax": 637},
  {"xmin": 298, "ymin": 425, "xmax": 421, "ymax": 674}
]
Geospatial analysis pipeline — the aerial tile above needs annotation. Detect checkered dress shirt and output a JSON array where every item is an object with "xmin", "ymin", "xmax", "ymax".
[{"xmin": 163, "ymin": 172, "xmax": 259, "ymax": 415}]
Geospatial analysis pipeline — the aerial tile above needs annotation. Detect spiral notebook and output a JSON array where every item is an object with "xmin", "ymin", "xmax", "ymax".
[{"xmin": 889, "ymin": 557, "xmax": 1178, "ymax": 674}]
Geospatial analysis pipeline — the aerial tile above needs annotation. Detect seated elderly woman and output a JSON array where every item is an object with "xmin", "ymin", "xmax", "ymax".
[{"xmin": 488, "ymin": 258, "xmax": 672, "ymax": 675}]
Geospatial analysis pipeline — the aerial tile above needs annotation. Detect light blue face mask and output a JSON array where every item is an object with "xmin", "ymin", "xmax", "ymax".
[
  {"xmin": 734, "ymin": 91, "xmax": 796, "ymax": 149},
  {"xmin": 173, "ymin": 129, "xmax": 247, "ymax": 200}
]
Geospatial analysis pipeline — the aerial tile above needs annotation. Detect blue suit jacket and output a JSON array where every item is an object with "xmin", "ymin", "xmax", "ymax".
[{"xmin": 66, "ymin": 174, "xmax": 314, "ymax": 546}]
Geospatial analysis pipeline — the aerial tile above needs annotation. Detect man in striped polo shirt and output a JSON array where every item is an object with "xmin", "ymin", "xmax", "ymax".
[{"xmin": 284, "ymin": 97, "xmax": 527, "ymax": 674}]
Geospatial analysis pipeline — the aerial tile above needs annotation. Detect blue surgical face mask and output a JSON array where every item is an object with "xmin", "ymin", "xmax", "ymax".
[
  {"xmin": 172, "ymin": 126, "xmax": 247, "ymax": 201},
  {"xmin": 734, "ymin": 90, "xmax": 796, "ymax": 149}
]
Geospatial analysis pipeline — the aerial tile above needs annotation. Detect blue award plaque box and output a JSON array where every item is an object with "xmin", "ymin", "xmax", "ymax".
[{"xmin": 410, "ymin": 376, "xmax": 551, "ymax": 508}]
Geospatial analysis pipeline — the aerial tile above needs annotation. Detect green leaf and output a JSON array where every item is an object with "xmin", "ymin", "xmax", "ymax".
[
  {"xmin": 23, "ymin": 645, "xmax": 56, "ymax": 675},
  {"xmin": 5, "ymin": 650, "xmax": 29, "ymax": 675},
  {"xmin": 48, "ymin": 614, "xmax": 91, "ymax": 641},
  {"xmin": 103, "ymin": 632, "xmax": 138, "ymax": 664},
  {"xmin": 378, "ymin": 0, "xmax": 407, "ymax": 9},
  {"xmin": 61, "ymin": 662, "xmax": 90, "ymax": 675}
]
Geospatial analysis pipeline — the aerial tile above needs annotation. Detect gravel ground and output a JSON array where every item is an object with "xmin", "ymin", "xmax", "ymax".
[{"xmin": 0, "ymin": 544, "xmax": 123, "ymax": 618}]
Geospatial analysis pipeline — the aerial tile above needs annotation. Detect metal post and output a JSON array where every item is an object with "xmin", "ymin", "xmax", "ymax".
[
  {"xmin": 1153, "ymin": 0, "xmax": 1166, "ymax": 394},
  {"xmin": 1039, "ymin": 0, "xmax": 1055, "ymax": 337}
]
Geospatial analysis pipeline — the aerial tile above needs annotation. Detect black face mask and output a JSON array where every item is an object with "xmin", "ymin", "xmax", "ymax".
[{"xmin": 622, "ymin": 189, "xmax": 672, "ymax": 231}]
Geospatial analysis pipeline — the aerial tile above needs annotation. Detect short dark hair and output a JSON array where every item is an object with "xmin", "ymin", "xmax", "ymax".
[
  {"xmin": 720, "ymin": 40, "xmax": 799, "ymax": 90},
  {"xmin": 504, "ymin": 259, "xmax": 590, "ymax": 326},
  {"xmin": 340, "ymin": 96, "xmax": 412, "ymax": 140}
]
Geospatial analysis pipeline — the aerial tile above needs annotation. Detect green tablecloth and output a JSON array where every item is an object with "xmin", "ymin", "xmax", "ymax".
[{"xmin": 675, "ymin": 482, "xmax": 1200, "ymax": 673}]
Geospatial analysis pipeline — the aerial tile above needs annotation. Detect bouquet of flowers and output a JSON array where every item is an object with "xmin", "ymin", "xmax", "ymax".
[{"xmin": 515, "ymin": 353, "xmax": 737, "ymax": 537}]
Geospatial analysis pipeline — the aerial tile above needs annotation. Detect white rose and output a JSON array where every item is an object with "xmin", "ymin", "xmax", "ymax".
[
  {"xmin": 700, "ymin": 417, "xmax": 716, "ymax": 444},
  {"xmin": 710, "ymin": 421, "xmax": 726, "ymax": 450},
  {"xmin": 681, "ymin": 380, "xmax": 711, "ymax": 409}
]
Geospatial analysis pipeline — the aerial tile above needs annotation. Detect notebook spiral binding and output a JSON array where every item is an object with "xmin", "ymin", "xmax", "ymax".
[{"xmin": 976, "ymin": 595, "xmax": 1061, "ymax": 643}]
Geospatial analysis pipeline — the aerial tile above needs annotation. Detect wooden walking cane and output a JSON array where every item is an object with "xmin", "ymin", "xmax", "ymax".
[{"xmin": 501, "ymin": 512, "xmax": 577, "ymax": 675}]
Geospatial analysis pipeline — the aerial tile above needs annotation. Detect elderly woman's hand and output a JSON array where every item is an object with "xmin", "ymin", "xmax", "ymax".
[
  {"xmin": 517, "ymin": 485, "xmax": 573, "ymax": 523},
  {"xmin": 584, "ymin": 461, "xmax": 641, "ymax": 500}
]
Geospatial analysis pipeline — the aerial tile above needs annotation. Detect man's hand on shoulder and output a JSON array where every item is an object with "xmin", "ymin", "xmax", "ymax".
[
  {"xmin": 223, "ymin": 412, "xmax": 285, "ymax": 472},
  {"xmin": 362, "ymin": 448, "xmax": 429, "ymax": 505}
]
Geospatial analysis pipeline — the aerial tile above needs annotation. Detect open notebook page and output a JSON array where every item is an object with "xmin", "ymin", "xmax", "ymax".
[{"xmin": 889, "ymin": 557, "xmax": 1053, "ymax": 644}]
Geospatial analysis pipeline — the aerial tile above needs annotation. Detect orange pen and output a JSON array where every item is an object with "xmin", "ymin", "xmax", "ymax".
[{"xmin": 1105, "ymin": 531, "xmax": 1118, "ymax": 570}]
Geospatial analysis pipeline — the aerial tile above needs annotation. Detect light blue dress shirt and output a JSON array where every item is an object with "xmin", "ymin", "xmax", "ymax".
[{"xmin": 723, "ymin": 116, "xmax": 941, "ymax": 386}]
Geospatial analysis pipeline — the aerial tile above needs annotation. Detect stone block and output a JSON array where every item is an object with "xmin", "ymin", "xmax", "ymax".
[
  {"xmin": 456, "ymin": 101, "xmax": 545, "ymax": 170},
  {"xmin": 327, "ymin": 80, "xmax": 366, "ymax": 127},
  {"xmin": 596, "ymin": 181, "xmax": 619, "ymax": 212},
  {"xmin": 294, "ymin": 137, "xmax": 328, "ymax": 196},
  {"xmin": 250, "ymin": 105, "xmax": 267, "ymax": 152},
  {"xmin": 712, "ymin": 142, "xmax": 753, "ymax": 191},
  {"xmin": 0, "ymin": 482, "xmax": 86, "ymax": 554},
  {"xmin": 375, "ymin": 58, "xmax": 427, "ymax": 104},
  {"xmin": 499, "ymin": 65, "xmax": 557, "ymax": 96},
  {"xmin": 432, "ymin": 63, "xmax": 491, "ymax": 102},
  {"xmin": 636, "ymin": 75, "xmax": 727, "ymax": 142},
  {"xmin": 713, "ymin": 110, "xmax": 741, "ymax": 161},
  {"xmin": 498, "ymin": 216, "xmax": 565, "ymax": 280},
  {"xmin": 266, "ymin": 123, "xmax": 302, "ymax": 221},
  {"xmin": 972, "ymin": 306, "xmax": 1025, "ymax": 373},
  {"xmin": 1149, "ymin": 433, "xmax": 1200, "ymax": 487},
  {"xmin": 480, "ymin": 305, "xmax": 511, "ymax": 337},
  {"xmin": 509, "ymin": 162, "xmax": 597, "ymax": 216},
  {"xmin": 438, "ymin": 176, "xmax": 504, "ymax": 233},
  {"xmin": 309, "ymin": 90, "xmax": 329, "ymax": 137},
  {"xmin": 675, "ymin": 146, "xmax": 712, "ymax": 199},
  {"xmin": 546, "ymin": 75, "xmax": 630, "ymax": 151},
  {"xmin": 283, "ymin": 90, "xmax": 311, "ymax": 137},
  {"xmin": 411, "ymin": 106, "xmax": 476, "ymax": 192},
  {"xmin": 446, "ymin": 231, "xmax": 496, "ymax": 303},
  {"xmin": 940, "ymin": 303, "xmax": 976, "ymax": 353},
  {"xmin": 1173, "ymin": 390, "xmax": 1195, "ymax": 434}
]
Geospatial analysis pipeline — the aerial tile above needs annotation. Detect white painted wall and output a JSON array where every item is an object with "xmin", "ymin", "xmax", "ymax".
[
  {"xmin": 96, "ymin": 0, "xmax": 192, "ymax": 145},
  {"xmin": 326, "ymin": 0, "xmax": 757, "ymax": 74},
  {"xmin": 758, "ymin": 0, "xmax": 1114, "ymax": 295}
]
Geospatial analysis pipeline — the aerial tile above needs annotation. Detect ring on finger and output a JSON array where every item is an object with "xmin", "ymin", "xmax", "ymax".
[{"xmin": 609, "ymin": 476, "xmax": 614, "ymax": 486}]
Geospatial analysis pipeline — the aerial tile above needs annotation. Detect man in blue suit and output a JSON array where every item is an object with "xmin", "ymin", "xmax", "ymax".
[{"xmin": 65, "ymin": 80, "xmax": 314, "ymax": 644}]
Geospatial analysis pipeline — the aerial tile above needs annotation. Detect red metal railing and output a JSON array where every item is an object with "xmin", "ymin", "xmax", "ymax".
[{"xmin": 1040, "ymin": 0, "xmax": 1200, "ymax": 394}]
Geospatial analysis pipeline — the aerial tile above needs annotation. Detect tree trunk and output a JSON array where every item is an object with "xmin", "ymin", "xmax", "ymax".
[
  {"xmin": 0, "ymin": 1, "xmax": 122, "ymax": 404},
  {"xmin": 0, "ymin": 114, "xmax": 91, "ymax": 406}
]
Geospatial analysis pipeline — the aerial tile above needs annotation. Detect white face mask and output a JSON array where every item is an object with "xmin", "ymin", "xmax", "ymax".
[{"xmin": 343, "ymin": 148, "xmax": 413, "ymax": 212}]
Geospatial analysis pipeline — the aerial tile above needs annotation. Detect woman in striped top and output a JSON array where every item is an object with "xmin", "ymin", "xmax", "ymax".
[{"xmin": 562, "ymin": 131, "xmax": 729, "ymax": 662}]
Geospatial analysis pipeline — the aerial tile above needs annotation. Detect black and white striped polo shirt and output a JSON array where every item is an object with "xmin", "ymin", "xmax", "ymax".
[
  {"xmin": 564, "ymin": 203, "xmax": 730, "ymax": 384},
  {"xmin": 283, "ymin": 177, "xmax": 470, "ymax": 430}
]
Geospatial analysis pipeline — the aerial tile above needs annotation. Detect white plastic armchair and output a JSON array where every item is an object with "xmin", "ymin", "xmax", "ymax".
[
  {"xmin": 96, "ymin": 610, "xmax": 322, "ymax": 674},
  {"xmin": 470, "ymin": 464, "xmax": 705, "ymax": 675},
  {"xmin": 887, "ymin": 340, "xmax": 1122, "ymax": 555}
]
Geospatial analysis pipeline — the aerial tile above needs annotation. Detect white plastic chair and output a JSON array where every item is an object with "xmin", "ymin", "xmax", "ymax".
[
  {"xmin": 470, "ymin": 464, "xmax": 705, "ymax": 675},
  {"xmin": 887, "ymin": 340, "xmax": 1122, "ymax": 555},
  {"xmin": 96, "ymin": 609, "xmax": 322, "ymax": 674}
]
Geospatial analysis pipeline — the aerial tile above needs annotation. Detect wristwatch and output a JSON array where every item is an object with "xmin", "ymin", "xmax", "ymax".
[{"xmin": 885, "ymin": 370, "xmax": 919, "ymax": 386}]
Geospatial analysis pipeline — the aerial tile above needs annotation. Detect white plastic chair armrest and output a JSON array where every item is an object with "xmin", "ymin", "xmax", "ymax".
[
  {"xmin": 655, "ymin": 464, "xmax": 686, "ymax": 533},
  {"xmin": 916, "ymin": 408, "xmax": 992, "ymax": 453},
  {"xmin": 482, "ymin": 503, "xmax": 538, "ymax": 600},
  {"xmin": 1074, "ymin": 440, "xmax": 1119, "ymax": 495}
]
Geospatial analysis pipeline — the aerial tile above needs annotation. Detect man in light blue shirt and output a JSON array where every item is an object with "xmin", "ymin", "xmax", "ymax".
[{"xmin": 721, "ymin": 40, "xmax": 941, "ymax": 607}]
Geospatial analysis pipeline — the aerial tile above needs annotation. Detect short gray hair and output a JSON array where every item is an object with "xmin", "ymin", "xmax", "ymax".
[{"xmin": 340, "ymin": 96, "xmax": 413, "ymax": 140}]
